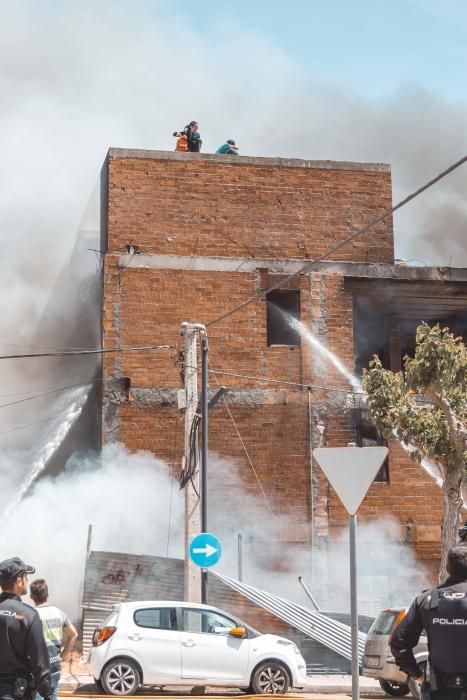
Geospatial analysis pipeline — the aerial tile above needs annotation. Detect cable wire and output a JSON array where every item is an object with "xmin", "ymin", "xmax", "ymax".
[
  {"xmin": 0, "ymin": 345, "xmax": 176, "ymax": 360},
  {"xmin": 208, "ymin": 358, "xmax": 274, "ymax": 514},
  {"xmin": 208, "ymin": 368, "xmax": 365, "ymax": 394},
  {"xmin": 206, "ymin": 154, "xmax": 467, "ymax": 328},
  {"xmin": 0, "ymin": 381, "xmax": 95, "ymax": 409},
  {"xmin": 166, "ymin": 410, "xmax": 180, "ymax": 557},
  {"xmin": 0, "ymin": 343, "xmax": 104, "ymax": 351},
  {"xmin": 0, "ymin": 408, "xmax": 83, "ymax": 437},
  {"xmin": 184, "ymin": 365, "xmax": 365, "ymax": 394},
  {"xmin": 179, "ymin": 412, "xmax": 200, "ymax": 494}
]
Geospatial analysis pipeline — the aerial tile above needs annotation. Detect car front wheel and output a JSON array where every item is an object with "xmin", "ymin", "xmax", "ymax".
[
  {"xmin": 101, "ymin": 658, "xmax": 141, "ymax": 696},
  {"xmin": 251, "ymin": 661, "xmax": 290, "ymax": 694},
  {"xmin": 379, "ymin": 679, "xmax": 410, "ymax": 697}
]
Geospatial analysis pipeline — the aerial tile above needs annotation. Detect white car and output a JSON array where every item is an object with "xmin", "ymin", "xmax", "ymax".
[{"xmin": 90, "ymin": 600, "xmax": 308, "ymax": 695}]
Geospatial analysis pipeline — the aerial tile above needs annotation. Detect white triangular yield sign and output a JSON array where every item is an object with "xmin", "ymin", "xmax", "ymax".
[{"xmin": 313, "ymin": 447, "xmax": 389, "ymax": 514}]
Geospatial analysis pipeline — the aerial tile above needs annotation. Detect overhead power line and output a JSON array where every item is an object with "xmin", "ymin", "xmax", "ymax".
[
  {"xmin": 184, "ymin": 364, "xmax": 365, "ymax": 393},
  {"xmin": 208, "ymin": 358, "xmax": 274, "ymax": 514},
  {"xmin": 0, "ymin": 343, "xmax": 102, "ymax": 351},
  {"xmin": 0, "ymin": 379, "xmax": 97, "ymax": 400},
  {"xmin": 0, "ymin": 409, "xmax": 82, "ymax": 438},
  {"xmin": 0, "ymin": 345, "xmax": 176, "ymax": 360},
  {"xmin": 207, "ymin": 368, "xmax": 365, "ymax": 393},
  {"xmin": 206, "ymin": 154, "xmax": 467, "ymax": 328},
  {"xmin": 0, "ymin": 381, "xmax": 95, "ymax": 410}
]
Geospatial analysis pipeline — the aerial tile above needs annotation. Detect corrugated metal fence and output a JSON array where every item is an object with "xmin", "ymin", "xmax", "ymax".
[{"xmin": 211, "ymin": 571, "xmax": 366, "ymax": 662}]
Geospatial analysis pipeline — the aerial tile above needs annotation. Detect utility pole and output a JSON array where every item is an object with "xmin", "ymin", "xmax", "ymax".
[
  {"xmin": 181, "ymin": 322, "xmax": 203, "ymax": 602},
  {"xmin": 180, "ymin": 324, "xmax": 226, "ymax": 603}
]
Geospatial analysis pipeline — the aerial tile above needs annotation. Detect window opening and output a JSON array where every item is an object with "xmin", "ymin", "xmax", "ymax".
[{"xmin": 266, "ymin": 290, "xmax": 300, "ymax": 346}]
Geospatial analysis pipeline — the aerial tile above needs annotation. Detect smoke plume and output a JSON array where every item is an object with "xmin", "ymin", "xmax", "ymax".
[
  {"xmin": 0, "ymin": 444, "xmax": 427, "ymax": 620},
  {"xmin": 0, "ymin": 444, "xmax": 184, "ymax": 617}
]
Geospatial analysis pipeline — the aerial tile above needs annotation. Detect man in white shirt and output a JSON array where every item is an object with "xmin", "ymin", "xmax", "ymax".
[{"xmin": 30, "ymin": 579, "xmax": 78, "ymax": 700}]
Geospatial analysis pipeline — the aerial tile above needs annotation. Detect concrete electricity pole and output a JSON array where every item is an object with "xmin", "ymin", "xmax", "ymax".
[{"xmin": 181, "ymin": 322, "xmax": 203, "ymax": 602}]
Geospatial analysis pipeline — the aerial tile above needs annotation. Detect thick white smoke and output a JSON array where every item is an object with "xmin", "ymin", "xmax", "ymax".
[
  {"xmin": 0, "ymin": 444, "xmax": 184, "ymax": 618},
  {"xmin": 0, "ymin": 441, "xmax": 426, "ymax": 620},
  {"xmin": 209, "ymin": 455, "xmax": 427, "ymax": 616}
]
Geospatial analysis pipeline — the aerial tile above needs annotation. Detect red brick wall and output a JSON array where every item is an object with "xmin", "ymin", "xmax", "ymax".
[
  {"xmin": 102, "ymin": 150, "xmax": 441, "ymax": 583},
  {"xmin": 106, "ymin": 151, "xmax": 394, "ymax": 264}
]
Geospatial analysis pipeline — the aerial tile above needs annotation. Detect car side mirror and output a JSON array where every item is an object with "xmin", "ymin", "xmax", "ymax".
[{"xmin": 229, "ymin": 626, "xmax": 246, "ymax": 638}]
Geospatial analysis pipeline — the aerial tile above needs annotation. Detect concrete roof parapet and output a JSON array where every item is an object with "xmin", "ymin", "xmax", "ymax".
[{"xmin": 107, "ymin": 147, "xmax": 391, "ymax": 174}]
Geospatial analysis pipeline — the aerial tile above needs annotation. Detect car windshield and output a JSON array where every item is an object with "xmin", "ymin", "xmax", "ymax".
[
  {"xmin": 369, "ymin": 610, "xmax": 400, "ymax": 636},
  {"xmin": 242, "ymin": 621, "xmax": 261, "ymax": 638},
  {"xmin": 232, "ymin": 613, "xmax": 261, "ymax": 638}
]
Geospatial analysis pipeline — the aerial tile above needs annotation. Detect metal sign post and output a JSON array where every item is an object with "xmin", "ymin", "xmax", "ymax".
[
  {"xmin": 349, "ymin": 513, "xmax": 359, "ymax": 700},
  {"xmin": 313, "ymin": 446, "xmax": 388, "ymax": 700}
]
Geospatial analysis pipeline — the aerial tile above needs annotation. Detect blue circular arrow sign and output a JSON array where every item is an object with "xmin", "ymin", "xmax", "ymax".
[{"xmin": 189, "ymin": 532, "xmax": 222, "ymax": 568}]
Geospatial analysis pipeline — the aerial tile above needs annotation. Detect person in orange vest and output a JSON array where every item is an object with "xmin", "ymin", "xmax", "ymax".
[
  {"xmin": 173, "ymin": 130, "xmax": 189, "ymax": 152},
  {"xmin": 173, "ymin": 121, "xmax": 202, "ymax": 152}
]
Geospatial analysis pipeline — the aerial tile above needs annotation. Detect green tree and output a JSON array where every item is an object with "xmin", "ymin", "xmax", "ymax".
[{"xmin": 362, "ymin": 323, "xmax": 467, "ymax": 580}]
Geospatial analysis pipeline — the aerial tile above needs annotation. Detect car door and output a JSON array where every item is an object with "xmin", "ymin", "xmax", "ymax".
[
  {"xmin": 127, "ymin": 606, "xmax": 181, "ymax": 683},
  {"xmin": 180, "ymin": 608, "xmax": 249, "ymax": 682}
]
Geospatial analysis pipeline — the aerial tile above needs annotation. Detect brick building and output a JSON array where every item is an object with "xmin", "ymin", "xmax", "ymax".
[{"xmin": 100, "ymin": 149, "xmax": 467, "ymax": 607}]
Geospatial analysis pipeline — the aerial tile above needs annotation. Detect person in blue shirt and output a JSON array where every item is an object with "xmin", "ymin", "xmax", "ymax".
[{"xmin": 216, "ymin": 139, "xmax": 239, "ymax": 155}]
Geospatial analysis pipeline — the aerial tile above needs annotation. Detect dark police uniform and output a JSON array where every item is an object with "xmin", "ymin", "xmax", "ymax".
[
  {"xmin": 0, "ymin": 559, "xmax": 53, "ymax": 700},
  {"xmin": 391, "ymin": 576, "xmax": 467, "ymax": 699}
]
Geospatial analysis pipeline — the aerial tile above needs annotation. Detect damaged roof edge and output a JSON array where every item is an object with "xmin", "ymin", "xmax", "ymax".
[
  {"xmin": 336, "ymin": 261, "xmax": 467, "ymax": 282},
  {"xmin": 107, "ymin": 148, "xmax": 391, "ymax": 174}
]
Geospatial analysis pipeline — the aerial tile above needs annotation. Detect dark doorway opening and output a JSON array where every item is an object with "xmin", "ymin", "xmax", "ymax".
[{"xmin": 266, "ymin": 290, "xmax": 301, "ymax": 346}]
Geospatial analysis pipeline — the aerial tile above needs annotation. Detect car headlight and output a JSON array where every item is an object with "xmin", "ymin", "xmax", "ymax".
[{"xmin": 276, "ymin": 640, "xmax": 301, "ymax": 655}]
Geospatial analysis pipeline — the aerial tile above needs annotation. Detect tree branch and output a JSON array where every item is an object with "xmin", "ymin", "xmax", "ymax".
[{"xmin": 425, "ymin": 386, "xmax": 467, "ymax": 462}]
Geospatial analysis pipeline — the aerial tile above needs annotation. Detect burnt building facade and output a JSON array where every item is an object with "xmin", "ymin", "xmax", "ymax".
[{"xmin": 100, "ymin": 149, "xmax": 467, "ymax": 600}]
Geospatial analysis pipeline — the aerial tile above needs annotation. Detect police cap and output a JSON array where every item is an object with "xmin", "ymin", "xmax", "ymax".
[{"xmin": 0, "ymin": 557, "xmax": 35, "ymax": 581}]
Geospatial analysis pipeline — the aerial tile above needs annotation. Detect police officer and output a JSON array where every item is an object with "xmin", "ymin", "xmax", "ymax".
[
  {"xmin": 391, "ymin": 544, "xmax": 467, "ymax": 699},
  {"xmin": 0, "ymin": 557, "xmax": 53, "ymax": 700}
]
